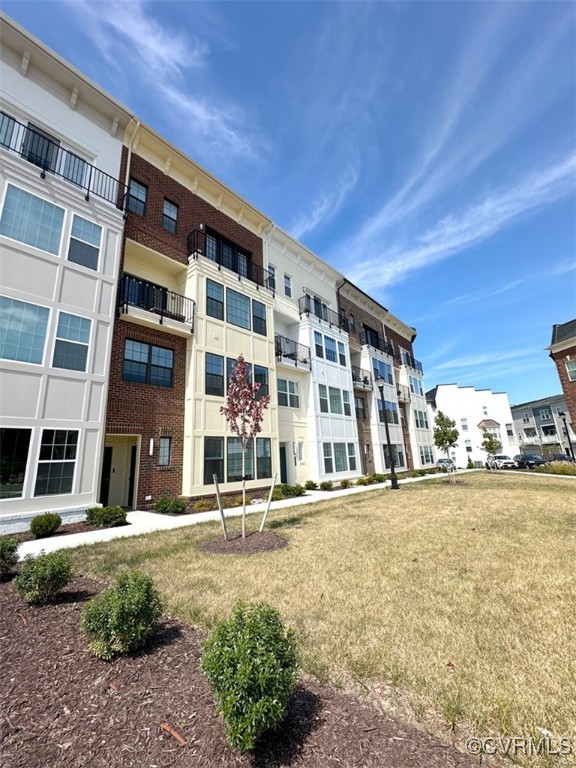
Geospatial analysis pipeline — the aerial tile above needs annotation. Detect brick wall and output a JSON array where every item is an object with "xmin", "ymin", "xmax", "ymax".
[
  {"xmin": 338, "ymin": 295, "xmax": 414, "ymax": 358},
  {"xmin": 551, "ymin": 345, "xmax": 576, "ymax": 427}
]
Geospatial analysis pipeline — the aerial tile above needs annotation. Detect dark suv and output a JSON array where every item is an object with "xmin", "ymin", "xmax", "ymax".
[
  {"xmin": 513, "ymin": 454, "xmax": 547, "ymax": 469},
  {"xmin": 550, "ymin": 453, "xmax": 575, "ymax": 463}
]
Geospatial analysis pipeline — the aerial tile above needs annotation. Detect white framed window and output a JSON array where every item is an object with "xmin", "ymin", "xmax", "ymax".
[
  {"xmin": 53, "ymin": 312, "xmax": 91, "ymax": 371},
  {"xmin": 347, "ymin": 443, "xmax": 357, "ymax": 471},
  {"xmin": 226, "ymin": 288, "xmax": 251, "ymax": 330},
  {"xmin": 318, "ymin": 383, "xmax": 329, "ymax": 413},
  {"xmin": 414, "ymin": 410, "xmax": 429, "ymax": 429},
  {"xmin": 522, "ymin": 412, "xmax": 530, "ymax": 423},
  {"xmin": 0, "ymin": 184, "xmax": 64, "ymax": 255},
  {"xmin": 162, "ymin": 199, "xmax": 178, "ymax": 233},
  {"xmin": 278, "ymin": 379, "xmax": 300, "ymax": 408},
  {"xmin": 465, "ymin": 440, "xmax": 472, "ymax": 453},
  {"xmin": 34, "ymin": 429, "xmax": 78, "ymax": 496},
  {"xmin": 461, "ymin": 418, "xmax": 468, "ymax": 431},
  {"xmin": 566, "ymin": 361, "xmax": 576, "ymax": 382},
  {"xmin": 540, "ymin": 409, "xmax": 551, "ymax": 421},
  {"xmin": 337, "ymin": 341, "xmax": 346, "ymax": 366},
  {"xmin": 314, "ymin": 331, "xmax": 324, "ymax": 358},
  {"xmin": 334, "ymin": 443, "xmax": 347, "ymax": 472},
  {"xmin": 284, "ymin": 274, "xmax": 292, "ymax": 298},
  {"xmin": 67, "ymin": 215, "xmax": 102, "ymax": 271},
  {"xmin": 159, "ymin": 436, "xmax": 171, "ymax": 466},
  {"xmin": 268, "ymin": 265, "xmax": 276, "ymax": 291},
  {"xmin": 0, "ymin": 296, "xmax": 49, "ymax": 365},
  {"xmin": 323, "ymin": 442, "xmax": 333, "ymax": 473},
  {"xmin": 343, "ymin": 391, "xmax": 351, "ymax": 416},
  {"xmin": 328, "ymin": 387, "xmax": 342, "ymax": 414},
  {"xmin": 373, "ymin": 357, "xmax": 393, "ymax": 385},
  {"xmin": 324, "ymin": 336, "xmax": 337, "ymax": 362},
  {"xmin": 297, "ymin": 440, "xmax": 304, "ymax": 463},
  {"xmin": 409, "ymin": 375, "xmax": 423, "ymax": 396},
  {"xmin": 419, "ymin": 445, "xmax": 434, "ymax": 465}
]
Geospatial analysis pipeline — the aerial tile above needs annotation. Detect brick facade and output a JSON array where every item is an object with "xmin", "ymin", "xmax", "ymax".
[{"xmin": 551, "ymin": 344, "xmax": 576, "ymax": 427}]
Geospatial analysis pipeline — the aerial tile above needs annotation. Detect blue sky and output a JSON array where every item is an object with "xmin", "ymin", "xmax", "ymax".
[{"xmin": 6, "ymin": 0, "xmax": 575, "ymax": 405}]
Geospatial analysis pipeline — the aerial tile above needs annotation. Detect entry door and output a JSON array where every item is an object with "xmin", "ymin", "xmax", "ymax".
[
  {"xmin": 99, "ymin": 446, "xmax": 113, "ymax": 506},
  {"xmin": 279, "ymin": 445, "xmax": 288, "ymax": 484},
  {"xmin": 127, "ymin": 445, "xmax": 137, "ymax": 509}
]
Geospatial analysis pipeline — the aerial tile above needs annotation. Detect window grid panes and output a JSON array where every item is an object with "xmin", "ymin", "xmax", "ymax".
[
  {"xmin": 324, "ymin": 336, "xmax": 337, "ymax": 363},
  {"xmin": 319, "ymin": 384, "xmax": 329, "ymax": 413},
  {"xmin": 567, "ymin": 360, "xmax": 576, "ymax": 381},
  {"xmin": 0, "ymin": 185, "xmax": 64, "ymax": 255},
  {"xmin": 252, "ymin": 300, "xmax": 267, "ymax": 336},
  {"xmin": 268, "ymin": 265, "xmax": 276, "ymax": 291},
  {"xmin": 414, "ymin": 410, "xmax": 429, "ymax": 429},
  {"xmin": 68, "ymin": 215, "xmax": 102, "ymax": 270},
  {"xmin": 162, "ymin": 199, "xmax": 178, "ymax": 233},
  {"xmin": 0, "ymin": 296, "xmax": 49, "ymax": 364},
  {"xmin": 409, "ymin": 375, "xmax": 423, "ymax": 396},
  {"xmin": 53, "ymin": 312, "xmax": 91, "ymax": 372},
  {"xmin": 343, "ymin": 391, "xmax": 351, "ymax": 416},
  {"xmin": 338, "ymin": 341, "xmax": 346, "ymax": 366},
  {"xmin": 256, "ymin": 438, "xmax": 272, "ymax": 478},
  {"xmin": 159, "ymin": 437, "xmax": 171, "ymax": 466},
  {"xmin": 127, "ymin": 178, "xmax": 147, "ymax": 216},
  {"xmin": 314, "ymin": 331, "xmax": 323, "ymax": 358},
  {"xmin": 419, "ymin": 445, "xmax": 434, "ymax": 464},
  {"xmin": 329, "ymin": 387, "xmax": 342, "ymax": 414},
  {"xmin": 123, "ymin": 340, "xmax": 173, "ymax": 387},
  {"xmin": 205, "ymin": 353, "xmax": 224, "ymax": 396},
  {"xmin": 347, "ymin": 443, "xmax": 357, "ymax": 471},
  {"xmin": 378, "ymin": 399, "xmax": 399, "ymax": 425},
  {"xmin": 355, "ymin": 396, "xmax": 366, "ymax": 420},
  {"xmin": 334, "ymin": 443, "xmax": 347, "ymax": 472},
  {"xmin": 227, "ymin": 437, "xmax": 254, "ymax": 482},
  {"xmin": 284, "ymin": 274, "xmax": 292, "ymax": 297},
  {"xmin": 226, "ymin": 289, "xmax": 250, "ymax": 330},
  {"xmin": 35, "ymin": 429, "xmax": 78, "ymax": 496},
  {"xmin": 373, "ymin": 357, "xmax": 393, "ymax": 385},
  {"xmin": 204, "ymin": 437, "xmax": 224, "ymax": 484},
  {"xmin": 323, "ymin": 443, "xmax": 333, "ymax": 474},
  {"xmin": 206, "ymin": 279, "xmax": 224, "ymax": 320}
]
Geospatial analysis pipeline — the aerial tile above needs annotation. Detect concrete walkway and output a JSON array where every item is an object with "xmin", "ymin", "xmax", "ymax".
[{"xmin": 17, "ymin": 469, "xmax": 573, "ymax": 560}]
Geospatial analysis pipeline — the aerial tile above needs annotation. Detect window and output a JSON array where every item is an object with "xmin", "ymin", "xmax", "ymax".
[
  {"xmin": 414, "ymin": 410, "xmax": 429, "ymax": 429},
  {"xmin": 284, "ymin": 274, "xmax": 292, "ymax": 298},
  {"xmin": 323, "ymin": 443, "xmax": 333, "ymax": 474},
  {"xmin": 343, "ymin": 390, "xmax": 351, "ymax": 416},
  {"xmin": 123, "ymin": 340, "xmax": 173, "ymax": 387},
  {"xmin": 408, "ymin": 375, "xmax": 423, "ymax": 396},
  {"xmin": 319, "ymin": 384, "xmax": 329, "ymax": 413},
  {"xmin": 205, "ymin": 229, "xmax": 252, "ymax": 279},
  {"xmin": 227, "ymin": 437, "xmax": 254, "ymax": 481},
  {"xmin": 204, "ymin": 437, "xmax": 224, "ymax": 484},
  {"xmin": 53, "ymin": 312, "xmax": 91, "ymax": 371},
  {"xmin": 159, "ymin": 437, "xmax": 171, "ymax": 466},
  {"xmin": 0, "ymin": 296, "xmax": 49, "ymax": 364},
  {"xmin": 383, "ymin": 444, "xmax": 404, "ymax": 470},
  {"xmin": 24, "ymin": 123, "xmax": 59, "ymax": 172},
  {"xmin": 0, "ymin": 185, "xmax": 64, "ymax": 255},
  {"xmin": 373, "ymin": 358, "xmax": 393, "ymax": 385},
  {"xmin": 461, "ymin": 418, "xmax": 468, "ymax": 431},
  {"xmin": 226, "ymin": 289, "xmax": 250, "ymax": 330},
  {"xmin": 419, "ymin": 445, "xmax": 434, "ymax": 465},
  {"xmin": 465, "ymin": 440, "xmax": 472, "ymax": 453},
  {"xmin": 0, "ymin": 428, "xmax": 31, "ymax": 499},
  {"xmin": 334, "ymin": 443, "xmax": 347, "ymax": 472},
  {"xmin": 542, "ymin": 425, "xmax": 557, "ymax": 437},
  {"xmin": 540, "ymin": 409, "xmax": 551, "ymax": 421},
  {"xmin": 254, "ymin": 365, "xmax": 269, "ymax": 398},
  {"xmin": 67, "ymin": 215, "xmax": 102, "ymax": 270},
  {"xmin": 162, "ymin": 199, "xmax": 178, "ymax": 233},
  {"xmin": 297, "ymin": 441, "xmax": 304, "ymax": 462},
  {"xmin": 205, "ymin": 353, "xmax": 224, "ymax": 396},
  {"xmin": 378, "ymin": 399, "xmax": 399, "ymax": 425},
  {"xmin": 257, "ymin": 438, "xmax": 272, "ymax": 478},
  {"xmin": 0, "ymin": 112, "xmax": 16, "ymax": 148},
  {"xmin": 278, "ymin": 379, "xmax": 300, "ymax": 408},
  {"xmin": 206, "ymin": 279, "xmax": 224, "ymax": 320},
  {"xmin": 355, "ymin": 396, "xmax": 366, "ymax": 420},
  {"xmin": 127, "ymin": 178, "xmax": 147, "ymax": 216},
  {"xmin": 506, "ymin": 424, "xmax": 514, "ymax": 437},
  {"xmin": 324, "ymin": 336, "xmax": 337, "ymax": 363},
  {"xmin": 329, "ymin": 387, "xmax": 342, "ymax": 414},
  {"xmin": 349, "ymin": 314, "xmax": 356, "ymax": 332},
  {"xmin": 338, "ymin": 341, "xmax": 346, "ymax": 366},
  {"xmin": 35, "ymin": 429, "xmax": 78, "ymax": 496},
  {"xmin": 314, "ymin": 331, "xmax": 324, "ymax": 358},
  {"xmin": 268, "ymin": 265, "xmax": 276, "ymax": 291},
  {"xmin": 522, "ymin": 412, "xmax": 530, "ymax": 423},
  {"xmin": 483, "ymin": 406, "xmax": 488, "ymax": 416},
  {"xmin": 63, "ymin": 151, "xmax": 87, "ymax": 187},
  {"xmin": 252, "ymin": 301, "xmax": 267, "ymax": 336},
  {"xmin": 347, "ymin": 443, "xmax": 357, "ymax": 471},
  {"xmin": 363, "ymin": 325, "xmax": 380, "ymax": 349}
]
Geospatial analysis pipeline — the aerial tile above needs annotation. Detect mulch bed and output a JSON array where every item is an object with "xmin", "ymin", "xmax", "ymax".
[
  {"xmin": 1, "ymin": 521, "xmax": 130, "ymax": 544},
  {"xmin": 198, "ymin": 531, "xmax": 289, "ymax": 556},
  {"xmin": 1, "ymin": 576, "xmax": 478, "ymax": 768}
]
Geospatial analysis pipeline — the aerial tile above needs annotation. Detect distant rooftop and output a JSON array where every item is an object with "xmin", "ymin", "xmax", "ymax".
[{"xmin": 550, "ymin": 319, "xmax": 576, "ymax": 346}]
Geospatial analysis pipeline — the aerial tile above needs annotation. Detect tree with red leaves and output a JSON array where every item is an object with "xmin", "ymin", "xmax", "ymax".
[{"xmin": 220, "ymin": 354, "xmax": 270, "ymax": 538}]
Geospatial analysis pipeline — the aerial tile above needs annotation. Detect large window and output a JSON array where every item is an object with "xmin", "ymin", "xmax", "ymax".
[
  {"xmin": 0, "ymin": 296, "xmax": 49, "ymax": 365},
  {"xmin": 256, "ymin": 438, "xmax": 272, "ymax": 478},
  {"xmin": 334, "ymin": 443, "xmax": 347, "ymax": 472},
  {"xmin": 323, "ymin": 441, "xmax": 356, "ymax": 474},
  {"xmin": 162, "ymin": 199, "xmax": 178, "ymax": 233},
  {"xmin": 205, "ymin": 353, "xmax": 224, "ymax": 396},
  {"xmin": 254, "ymin": 365, "xmax": 269, "ymax": 398},
  {"xmin": 123, "ymin": 340, "xmax": 173, "ymax": 387},
  {"xmin": 67, "ymin": 215, "xmax": 102, "ymax": 270},
  {"xmin": 329, "ymin": 387, "xmax": 342, "ymax": 414},
  {"xmin": 0, "ymin": 427, "xmax": 31, "ymax": 499},
  {"xmin": 205, "ymin": 230, "xmax": 252, "ymax": 278},
  {"xmin": 383, "ymin": 444, "xmax": 405, "ymax": 470},
  {"xmin": 409, "ymin": 374, "xmax": 423, "ymax": 396},
  {"xmin": 278, "ymin": 379, "xmax": 300, "ymax": 408},
  {"xmin": 127, "ymin": 178, "xmax": 147, "ymax": 216},
  {"xmin": 53, "ymin": 312, "xmax": 91, "ymax": 371},
  {"xmin": 378, "ymin": 398, "xmax": 399, "ymax": 425},
  {"xmin": 35, "ymin": 429, "xmax": 78, "ymax": 496},
  {"xmin": 373, "ymin": 357, "xmax": 393, "ymax": 385},
  {"xmin": 204, "ymin": 437, "xmax": 224, "ymax": 484},
  {"xmin": 206, "ymin": 279, "xmax": 224, "ymax": 320},
  {"xmin": 227, "ymin": 437, "xmax": 254, "ymax": 482},
  {"xmin": 252, "ymin": 300, "xmax": 267, "ymax": 336},
  {"xmin": 0, "ymin": 185, "xmax": 64, "ymax": 255},
  {"xmin": 419, "ymin": 445, "xmax": 434, "ymax": 465},
  {"xmin": 226, "ymin": 289, "xmax": 251, "ymax": 330},
  {"xmin": 414, "ymin": 410, "xmax": 429, "ymax": 429},
  {"xmin": 324, "ymin": 336, "xmax": 337, "ymax": 363}
]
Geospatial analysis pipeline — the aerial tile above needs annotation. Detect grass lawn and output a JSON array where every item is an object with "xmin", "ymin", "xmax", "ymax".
[{"xmin": 72, "ymin": 472, "xmax": 575, "ymax": 757}]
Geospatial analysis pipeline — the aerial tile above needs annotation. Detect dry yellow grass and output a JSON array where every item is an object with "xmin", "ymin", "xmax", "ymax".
[{"xmin": 74, "ymin": 473, "xmax": 576, "ymax": 762}]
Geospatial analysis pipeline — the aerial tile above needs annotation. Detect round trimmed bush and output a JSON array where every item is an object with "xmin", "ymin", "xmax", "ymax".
[
  {"xmin": 304, "ymin": 480, "xmax": 318, "ymax": 490},
  {"xmin": 81, "ymin": 569, "xmax": 162, "ymax": 661},
  {"xmin": 201, "ymin": 601, "xmax": 299, "ymax": 752},
  {"xmin": 154, "ymin": 496, "xmax": 189, "ymax": 515},
  {"xmin": 14, "ymin": 551, "xmax": 72, "ymax": 604},
  {"xmin": 319, "ymin": 480, "xmax": 333, "ymax": 491},
  {"xmin": 0, "ymin": 537, "xmax": 20, "ymax": 579},
  {"xmin": 86, "ymin": 506, "xmax": 127, "ymax": 528},
  {"xmin": 30, "ymin": 513, "xmax": 62, "ymax": 539}
]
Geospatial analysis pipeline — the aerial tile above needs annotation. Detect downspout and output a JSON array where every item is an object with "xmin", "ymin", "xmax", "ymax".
[{"xmin": 123, "ymin": 119, "xmax": 141, "ymax": 203}]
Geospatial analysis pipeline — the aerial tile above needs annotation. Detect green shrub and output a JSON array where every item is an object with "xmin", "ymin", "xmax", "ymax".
[
  {"xmin": 201, "ymin": 601, "xmax": 299, "ymax": 752},
  {"xmin": 81, "ymin": 570, "xmax": 162, "ymax": 661},
  {"xmin": 154, "ymin": 496, "xmax": 188, "ymax": 515},
  {"xmin": 14, "ymin": 551, "xmax": 72, "ymax": 604},
  {"xmin": 193, "ymin": 498, "xmax": 216, "ymax": 512},
  {"xmin": 371, "ymin": 473, "xmax": 386, "ymax": 483},
  {"xmin": 304, "ymin": 480, "xmax": 318, "ymax": 490},
  {"xmin": 29, "ymin": 513, "xmax": 62, "ymax": 539},
  {"xmin": 534, "ymin": 461, "xmax": 576, "ymax": 476},
  {"xmin": 466, "ymin": 457, "xmax": 475, "ymax": 469},
  {"xmin": 86, "ymin": 506, "xmax": 127, "ymax": 528},
  {"xmin": 284, "ymin": 484, "xmax": 305, "ymax": 497},
  {"xmin": 355, "ymin": 477, "xmax": 368, "ymax": 486},
  {"xmin": 340, "ymin": 478, "xmax": 351, "ymax": 489},
  {"xmin": 0, "ymin": 537, "xmax": 19, "ymax": 579},
  {"xmin": 271, "ymin": 488, "xmax": 284, "ymax": 501},
  {"xmin": 319, "ymin": 480, "xmax": 333, "ymax": 491}
]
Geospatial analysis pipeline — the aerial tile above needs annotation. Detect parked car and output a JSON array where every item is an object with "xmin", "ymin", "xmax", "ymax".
[
  {"xmin": 486, "ymin": 454, "xmax": 517, "ymax": 470},
  {"xmin": 550, "ymin": 453, "xmax": 575, "ymax": 463},
  {"xmin": 436, "ymin": 458, "xmax": 455, "ymax": 470},
  {"xmin": 513, "ymin": 454, "xmax": 547, "ymax": 469}
]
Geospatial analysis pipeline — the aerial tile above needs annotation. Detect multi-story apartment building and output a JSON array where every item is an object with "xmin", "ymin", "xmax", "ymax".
[
  {"xmin": 0, "ymin": 14, "xmax": 132, "ymax": 531},
  {"xmin": 510, "ymin": 394, "xmax": 575, "ymax": 458},
  {"xmin": 1, "ymin": 14, "xmax": 437, "ymax": 523},
  {"xmin": 546, "ymin": 319, "xmax": 576, "ymax": 428},
  {"xmin": 426, "ymin": 385, "xmax": 518, "ymax": 467}
]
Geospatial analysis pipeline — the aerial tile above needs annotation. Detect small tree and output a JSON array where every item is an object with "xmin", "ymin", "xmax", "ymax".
[
  {"xmin": 221, "ymin": 355, "xmax": 270, "ymax": 538},
  {"xmin": 481, "ymin": 430, "xmax": 502, "ymax": 464},
  {"xmin": 433, "ymin": 411, "xmax": 459, "ymax": 483}
]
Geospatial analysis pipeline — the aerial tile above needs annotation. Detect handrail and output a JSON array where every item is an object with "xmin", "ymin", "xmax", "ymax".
[
  {"xmin": 359, "ymin": 331, "xmax": 394, "ymax": 356},
  {"xmin": 298, "ymin": 295, "xmax": 349, "ymax": 332},
  {"xmin": 187, "ymin": 228, "xmax": 274, "ymax": 290},
  {"xmin": 118, "ymin": 275, "xmax": 195, "ymax": 331},
  {"xmin": 351, "ymin": 365, "xmax": 372, "ymax": 388},
  {"xmin": 398, "ymin": 351, "xmax": 424, "ymax": 373},
  {"xmin": 274, "ymin": 335, "xmax": 311, "ymax": 368}
]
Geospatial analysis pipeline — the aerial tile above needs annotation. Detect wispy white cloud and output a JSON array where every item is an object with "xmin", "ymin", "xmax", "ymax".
[
  {"xmin": 432, "ymin": 357, "xmax": 550, "ymax": 389},
  {"xmin": 289, "ymin": 165, "xmax": 358, "ymax": 239},
  {"xmin": 432, "ymin": 347, "xmax": 535, "ymax": 372},
  {"xmin": 347, "ymin": 152, "xmax": 576, "ymax": 290}
]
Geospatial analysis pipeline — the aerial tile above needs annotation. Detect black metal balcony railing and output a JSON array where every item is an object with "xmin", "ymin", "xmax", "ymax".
[
  {"xmin": 359, "ymin": 331, "xmax": 394, "ymax": 357},
  {"xmin": 0, "ymin": 113, "xmax": 126, "ymax": 208},
  {"xmin": 187, "ymin": 229, "xmax": 274, "ymax": 290},
  {"xmin": 298, "ymin": 295, "xmax": 349, "ymax": 333},
  {"xmin": 399, "ymin": 351, "xmax": 424, "ymax": 374},
  {"xmin": 275, "ymin": 335, "xmax": 311, "ymax": 368},
  {"xmin": 351, "ymin": 365, "xmax": 372, "ymax": 388},
  {"xmin": 118, "ymin": 275, "xmax": 195, "ymax": 331}
]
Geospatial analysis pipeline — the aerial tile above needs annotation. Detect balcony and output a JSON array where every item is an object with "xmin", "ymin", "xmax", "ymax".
[
  {"xmin": 351, "ymin": 365, "xmax": 372, "ymax": 389},
  {"xmin": 298, "ymin": 295, "xmax": 349, "ymax": 332},
  {"xmin": 275, "ymin": 335, "xmax": 311, "ymax": 369},
  {"xmin": 187, "ymin": 229, "xmax": 273, "ymax": 290},
  {"xmin": 118, "ymin": 275, "xmax": 195, "ymax": 332},
  {"xmin": 0, "ymin": 113, "xmax": 126, "ymax": 208},
  {"xmin": 399, "ymin": 351, "xmax": 424, "ymax": 374},
  {"xmin": 397, "ymin": 383, "xmax": 411, "ymax": 403},
  {"xmin": 359, "ymin": 331, "xmax": 394, "ymax": 357}
]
